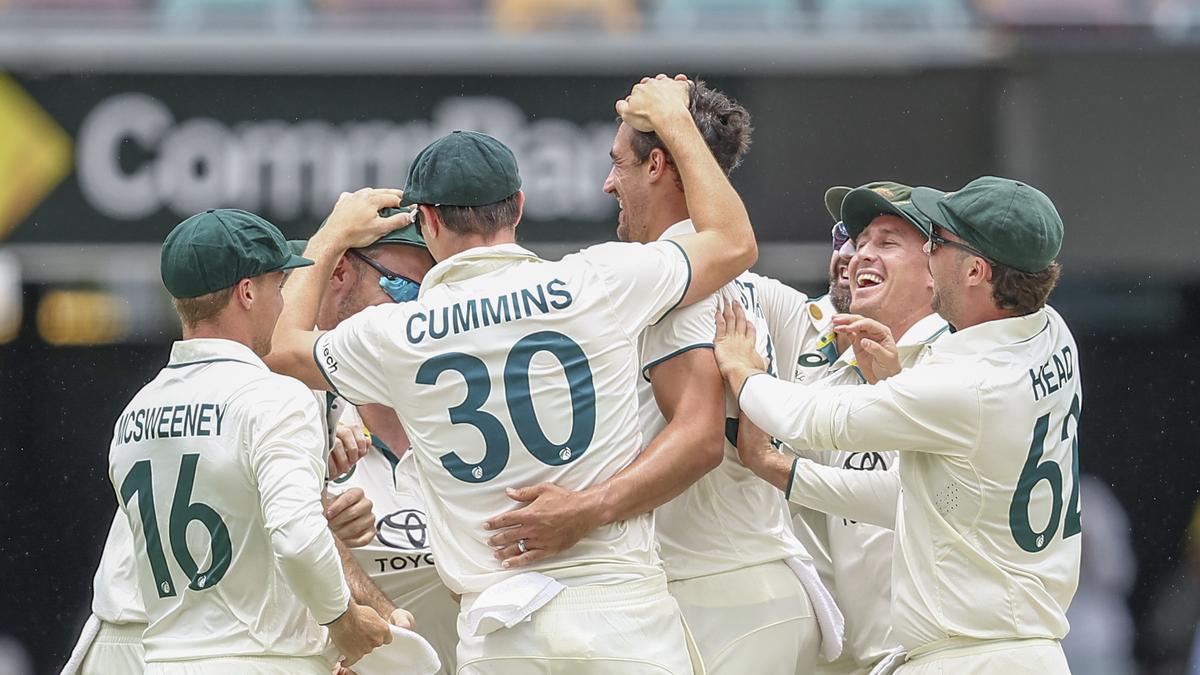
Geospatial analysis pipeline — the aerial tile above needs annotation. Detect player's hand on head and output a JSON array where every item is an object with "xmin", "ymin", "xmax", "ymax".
[
  {"xmin": 615, "ymin": 74, "xmax": 691, "ymax": 133},
  {"xmin": 323, "ymin": 487, "xmax": 376, "ymax": 548},
  {"xmin": 482, "ymin": 483, "xmax": 601, "ymax": 569},
  {"xmin": 713, "ymin": 296, "xmax": 765, "ymax": 382},
  {"xmin": 329, "ymin": 601, "xmax": 392, "ymax": 667},
  {"xmin": 320, "ymin": 187, "xmax": 410, "ymax": 251},
  {"xmin": 832, "ymin": 314, "xmax": 901, "ymax": 384}
]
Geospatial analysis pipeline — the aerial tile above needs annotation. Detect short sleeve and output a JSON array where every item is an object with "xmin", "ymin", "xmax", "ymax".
[
  {"xmin": 312, "ymin": 303, "xmax": 403, "ymax": 407},
  {"xmin": 640, "ymin": 294, "xmax": 717, "ymax": 381},
  {"xmin": 570, "ymin": 240, "xmax": 691, "ymax": 338}
]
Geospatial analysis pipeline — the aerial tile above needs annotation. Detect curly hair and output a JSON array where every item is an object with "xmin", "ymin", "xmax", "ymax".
[
  {"xmin": 990, "ymin": 261, "xmax": 1062, "ymax": 314},
  {"xmin": 628, "ymin": 78, "xmax": 753, "ymax": 178}
]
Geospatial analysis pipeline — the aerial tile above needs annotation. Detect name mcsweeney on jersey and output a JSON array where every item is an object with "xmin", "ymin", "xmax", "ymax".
[
  {"xmin": 114, "ymin": 403, "xmax": 226, "ymax": 444},
  {"xmin": 405, "ymin": 278, "xmax": 574, "ymax": 345},
  {"xmin": 1028, "ymin": 345, "xmax": 1075, "ymax": 402}
]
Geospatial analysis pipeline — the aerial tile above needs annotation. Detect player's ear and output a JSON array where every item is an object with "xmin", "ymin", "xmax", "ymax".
[
  {"xmin": 965, "ymin": 256, "xmax": 990, "ymax": 289},
  {"xmin": 329, "ymin": 254, "xmax": 353, "ymax": 289},
  {"xmin": 233, "ymin": 278, "xmax": 255, "ymax": 311},
  {"xmin": 512, "ymin": 190, "xmax": 525, "ymax": 228},
  {"xmin": 419, "ymin": 205, "xmax": 441, "ymax": 240},
  {"xmin": 646, "ymin": 147, "xmax": 670, "ymax": 182}
]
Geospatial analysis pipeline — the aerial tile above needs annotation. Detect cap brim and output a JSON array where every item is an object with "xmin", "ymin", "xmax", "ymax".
[
  {"xmin": 286, "ymin": 239, "xmax": 308, "ymax": 257},
  {"xmin": 910, "ymin": 186, "xmax": 964, "ymax": 238},
  {"xmin": 823, "ymin": 186, "xmax": 852, "ymax": 222},
  {"xmin": 277, "ymin": 253, "xmax": 315, "ymax": 271},
  {"xmin": 840, "ymin": 187, "xmax": 932, "ymax": 240}
]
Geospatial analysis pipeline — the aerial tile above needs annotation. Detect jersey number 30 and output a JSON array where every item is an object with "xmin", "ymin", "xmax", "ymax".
[
  {"xmin": 120, "ymin": 454, "xmax": 232, "ymax": 598},
  {"xmin": 1008, "ymin": 394, "xmax": 1082, "ymax": 553},
  {"xmin": 416, "ymin": 331, "xmax": 596, "ymax": 483}
]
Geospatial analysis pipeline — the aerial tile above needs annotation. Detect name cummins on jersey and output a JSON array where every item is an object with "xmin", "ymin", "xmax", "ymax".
[{"xmin": 314, "ymin": 242, "xmax": 691, "ymax": 594}]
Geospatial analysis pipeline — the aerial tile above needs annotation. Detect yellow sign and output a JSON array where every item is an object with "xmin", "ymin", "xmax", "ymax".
[{"xmin": 0, "ymin": 74, "xmax": 72, "ymax": 241}]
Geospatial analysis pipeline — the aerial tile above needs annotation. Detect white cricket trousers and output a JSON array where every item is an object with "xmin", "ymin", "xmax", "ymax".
[
  {"xmin": 455, "ymin": 571, "xmax": 700, "ymax": 674},
  {"xmin": 144, "ymin": 655, "xmax": 330, "ymax": 674},
  {"xmin": 668, "ymin": 559, "xmax": 819, "ymax": 675},
  {"xmin": 78, "ymin": 620, "xmax": 145, "ymax": 675},
  {"xmin": 896, "ymin": 637, "xmax": 1070, "ymax": 675}
]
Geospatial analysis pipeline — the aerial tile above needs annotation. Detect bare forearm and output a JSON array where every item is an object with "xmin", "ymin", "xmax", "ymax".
[
  {"xmin": 586, "ymin": 423, "xmax": 721, "ymax": 525},
  {"xmin": 735, "ymin": 413, "xmax": 794, "ymax": 494},
  {"xmin": 336, "ymin": 537, "xmax": 394, "ymax": 618},
  {"xmin": 265, "ymin": 235, "xmax": 341, "ymax": 383}
]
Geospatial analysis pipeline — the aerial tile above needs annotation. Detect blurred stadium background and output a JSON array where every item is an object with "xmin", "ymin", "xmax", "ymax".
[{"xmin": 1, "ymin": 1, "xmax": 1199, "ymax": 673}]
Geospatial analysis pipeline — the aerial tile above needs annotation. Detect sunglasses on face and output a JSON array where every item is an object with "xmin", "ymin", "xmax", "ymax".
[
  {"xmin": 831, "ymin": 221, "xmax": 851, "ymax": 252},
  {"xmin": 348, "ymin": 250, "xmax": 421, "ymax": 303},
  {"xmin": 926, "ymin": 228, "xmax": 996, "ymax": 265}
]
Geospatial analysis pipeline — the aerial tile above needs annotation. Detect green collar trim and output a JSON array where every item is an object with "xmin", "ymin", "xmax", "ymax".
[{"xmin": 371, "ymin": 435, "xmax": 402, "ymax": 473}]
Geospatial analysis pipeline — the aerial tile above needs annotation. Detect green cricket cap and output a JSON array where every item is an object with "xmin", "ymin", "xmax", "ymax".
[
  {"xmin": 291, "ymin": 219, "xmax": 427, "ymax": 258},
  {"xmin": 910, "ymin": 176, "xmax": 1063, "ymax": 273},
  {"xmin": 161, "ymin": 208, "xmax": 312, "ymax": 299},
  {"xmin": 837, "ymin": 181, "xmax": 928, "ymax": 240},
  {"xmin": 401, "ymin": 130, "xmax": 521, "ymax": 207}
]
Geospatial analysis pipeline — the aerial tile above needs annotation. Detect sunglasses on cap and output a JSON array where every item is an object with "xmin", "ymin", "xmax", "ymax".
[{"xmin": 348, "ymin": 250, "xmax": 421, "ymax": 303}]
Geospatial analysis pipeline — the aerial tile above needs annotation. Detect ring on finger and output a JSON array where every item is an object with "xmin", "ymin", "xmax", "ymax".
[{"xmin": 517, "ymin": 539, "xmax": 528, "ymax": 554}]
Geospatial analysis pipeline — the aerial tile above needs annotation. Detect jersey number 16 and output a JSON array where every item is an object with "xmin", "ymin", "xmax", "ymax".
[{"xmin": 120, "ymin": 454, "xmax": 232, "ymax": 598}]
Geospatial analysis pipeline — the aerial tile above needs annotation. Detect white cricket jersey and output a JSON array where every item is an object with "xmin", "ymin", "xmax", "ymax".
[
  {"xmin": 784, "ymin": 313, "xmax": 948, "ymax": 670},
  {"xmin": 748, "ymin": 275, "xmax": 841, "ymax": 585},
  {"xmin": 108, "ymin": 339, "xmax": 350, "ymax": 662},
  {"xmin": 740, "ymin": 307, "xmax": 1083, "ymax": 650},
  {"xmin": 91, "ymin": 512, "xmax": 147, "ymax": 624},
  {"xmin": 639, "ymin": 221, "xmax": 805, "ymax": 580},
  {"xmin": 314, "ymin": 241, "xmax": 692, "ymax": 594}
]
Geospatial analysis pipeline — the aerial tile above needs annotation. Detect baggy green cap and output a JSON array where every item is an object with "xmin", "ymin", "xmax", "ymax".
[
  {"xmin": 838, "ymin": 181, "xmax": 928, "ymax": 240},
  {"xmin": 910, "ymin": 176, "xmax": 1063, "ymax": 273},
  {"xmin": 161, "ymin": 209, "xmax": 312, "ymax": 299},
  {"xmin": 291, "ymin": 219, "xmax": 427, "ymax": 258},
  {"xmin": 401, "ymin": 130, "xmax": 521, "ymax": 207}
]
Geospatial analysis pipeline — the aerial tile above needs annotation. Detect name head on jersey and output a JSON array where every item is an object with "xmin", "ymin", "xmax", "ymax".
[
  {"xmin": 910, "ymin": 176, "xmax": 1063, "ymax": 273},
  {"xmin": 400, "ymin": 131, "xmax": 522, "ymax": 207},
  {"xmin": 161, "ymin": 209, "xmax": 312, "ymax": 299},
  {"xmin": 838, "ymin": 181, "xmax": 929, "ymax": 242}
]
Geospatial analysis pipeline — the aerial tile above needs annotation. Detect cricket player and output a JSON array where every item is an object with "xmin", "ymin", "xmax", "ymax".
[
  {"xmin": 106, "ymin": 209, "xmax": 392, "ymax": 674},
  {"xmin": 294, "ymin": 226, "xmax": 459, "ymax": 673},
  {"xmin": 746, "ymin": 181, "xmax": 950, "ymax": 675},
  {"xmin": 715, "ymin": 176, "xmax": 1080, "ymax": 674},
  {"xmin": 265, "ymin": 75, "xmax": 758, "ymax": 673},
  {"xmin": 482, "ymin": 79, "xmax": 820, "ymax": 674}
]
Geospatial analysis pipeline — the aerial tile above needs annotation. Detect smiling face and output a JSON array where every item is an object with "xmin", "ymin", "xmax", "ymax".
[
  {"xmin": 848, "ymin": 215, "xmax": 934, "ymax": 333},
  {"xmin": 828, "ymin": 239, "xmax": 855, "ymax": 314},
  {"xmin": 603, "ymin": 122, "xmax": 655, "ymax": 244}
]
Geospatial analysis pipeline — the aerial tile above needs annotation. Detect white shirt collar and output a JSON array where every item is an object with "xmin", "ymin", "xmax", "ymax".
[
  {"xmin": 931, "ymin": 308, "xmax": 1051, "ymax": 356},
  {"xmin": 167, "ymin": 338, "xmax": 266, "ymax": 369},
  {"xmin": 420, "ymin": 243, "xmax": 542, "ymax": 298},
  {"xmin": 833, "ymin": 313, "xmax": 949, "ymax": 368}
]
